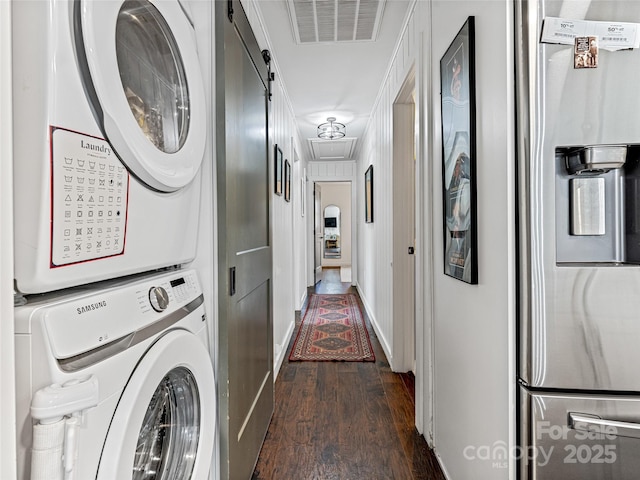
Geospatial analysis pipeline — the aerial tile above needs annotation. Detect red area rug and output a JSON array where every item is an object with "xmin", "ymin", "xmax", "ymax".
[{"xmin": 289, "ymin": 294, "xmax": 375, "ymax": 362}]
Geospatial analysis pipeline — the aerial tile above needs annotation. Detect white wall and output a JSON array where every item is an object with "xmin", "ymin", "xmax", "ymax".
[
  {"xmin": 270, "ymin": 77, "xmax": 300, "ymax": 373},
  {"xmin": 1, "ymin": 2, "xmax": 17, "ymax": 477},
  {"xmin": 430, "ymin": 2, "xmax": 515, "ymax": 478},
  {"xmin": 356, "ymin": 1, "xmax": 516, "ymax": 479},
  {"xmin": 319, "ymin": 182, "xmax": 352, "ymax": 268}
]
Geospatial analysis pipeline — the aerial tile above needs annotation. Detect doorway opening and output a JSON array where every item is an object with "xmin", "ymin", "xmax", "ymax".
[
  {"xmin": 323, "ymin": 204, "xmax": 341, "ymax": 259},
  {"xmin": 392, "ymin": 70, "xmax": 416, "ymax": 374},
  {"xmin": 313, "ymin": 181, "xmax": 353, "ymax": 285}
]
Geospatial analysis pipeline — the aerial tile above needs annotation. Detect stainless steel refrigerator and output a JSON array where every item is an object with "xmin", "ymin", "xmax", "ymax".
[{"xmin": 516, "ymin": 1, "xmax": 640, "ymax": 478}]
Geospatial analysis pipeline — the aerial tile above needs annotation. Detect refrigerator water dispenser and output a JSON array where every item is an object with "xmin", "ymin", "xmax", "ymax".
[
  {"xmin": 556, "ymin": 145, "xmax": 640, "ymax": 264},
  {"xmin": 570, "ymin": 177, "xmax": 605, "ymax": 236},
  {"xmin": 565, "ymin": 145, "xmax": 627, "ymax": 175}
]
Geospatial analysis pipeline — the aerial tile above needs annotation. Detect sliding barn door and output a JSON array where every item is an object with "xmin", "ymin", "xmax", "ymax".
[{"xmin": 215, "ymin": 1, "xmax": 273, "ymax": 478}]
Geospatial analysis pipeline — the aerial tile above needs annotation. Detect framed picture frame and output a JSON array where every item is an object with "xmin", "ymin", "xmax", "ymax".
[
  {"xmin": 365, "ymin": 165, "xmax": 373, "ymax": 223},
  {"xmin": 439, "ymin": 16, "xmax": 477, "ymax": 284},
  {"xmin": 274, "ymin": 144, "xmax": 283, "ymax": 196},
  {"xmin": 284, "ymin": 159, "xmax": 291, "ymax": 202}
]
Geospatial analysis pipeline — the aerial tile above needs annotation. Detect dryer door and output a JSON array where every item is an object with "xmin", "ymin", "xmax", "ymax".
[
  {"xmin": 97, "ymin": 330, "xmax": 215, "ymax": 480},
  {"xmin": 77, "ymin": 0, "xmax": 206, "ymax": 192}
]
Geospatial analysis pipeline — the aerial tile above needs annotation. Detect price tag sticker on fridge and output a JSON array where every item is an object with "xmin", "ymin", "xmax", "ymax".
[
  {"xmin": 541, "ymin": 17, "xmax": 640, "ymax": 51},
  {"xmin": 50, "ymin": 128, "xmax": 129, "ymax": 266}
]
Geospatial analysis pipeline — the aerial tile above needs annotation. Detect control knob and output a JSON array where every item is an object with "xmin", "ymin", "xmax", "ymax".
[{"xmin": 149, "ymin": 286, "xmax": 169, "ymax": 312}]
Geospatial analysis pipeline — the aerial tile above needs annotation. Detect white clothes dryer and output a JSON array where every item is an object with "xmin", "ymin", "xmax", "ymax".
[
  {"xmin": 12, "ymin": 0, "xmax": 208, "ymax": 294},
  {"xmin": 14, "ymin": 269, "xmax": 216, "ymax": 480}
]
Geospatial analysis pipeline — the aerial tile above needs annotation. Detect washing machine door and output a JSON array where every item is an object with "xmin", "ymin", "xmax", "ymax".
[
  {"xmin": 97, "ymin": 330, "xmax": 215, "ymax": 479},
  {"xmin": 77, "ymin": 0, "xmax": 206, "ymax": 192}
]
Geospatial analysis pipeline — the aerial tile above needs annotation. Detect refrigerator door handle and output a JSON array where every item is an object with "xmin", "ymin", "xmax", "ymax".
[{"xmin": 569, "ymin": 412, "xmax": 640, "ymax": 440}]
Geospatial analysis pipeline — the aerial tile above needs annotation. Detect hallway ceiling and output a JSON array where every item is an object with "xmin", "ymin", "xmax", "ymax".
[{"xmin": 253, "ymin": 0, "xmax": 413, "ymax": 161}]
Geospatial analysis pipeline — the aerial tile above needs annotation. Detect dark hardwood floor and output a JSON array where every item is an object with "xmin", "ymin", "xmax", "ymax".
[{"xmin": 252, "ymin": 267, "xmax": 446, "ymax": 480}]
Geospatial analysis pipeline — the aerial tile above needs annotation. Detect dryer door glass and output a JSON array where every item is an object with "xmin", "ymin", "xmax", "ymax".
[
  {"xmin": 115, "ymin": 0, "xmax": 189, "ymax": 155},
  {"xmin": 133, "ymin": 366, "xmax": 200, "ymax": 479}
]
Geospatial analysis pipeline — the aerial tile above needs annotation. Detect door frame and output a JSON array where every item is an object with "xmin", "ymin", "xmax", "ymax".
[
  {"xmin": 393, "ymin": 59, "xmax": 436, "ymax": 446},
  {"xmin": 415, "ymin": 28, "xmax": 435, "ymax": 444},
  {"xmin": 392, "ymin": 69, "xmax": 417, "ymax": 373},
  {"xmin": 313, "ymin": 182, "xmax": 323, "ymax": 284},
  {"xmin": 306, "ymin": 163, "xmax": 358, "ymax": 287}
]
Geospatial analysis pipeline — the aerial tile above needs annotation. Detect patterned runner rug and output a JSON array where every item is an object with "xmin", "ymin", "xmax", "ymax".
[{"xmin": 289, "ymin": 293, "xmax": 375, "ymax": 362}]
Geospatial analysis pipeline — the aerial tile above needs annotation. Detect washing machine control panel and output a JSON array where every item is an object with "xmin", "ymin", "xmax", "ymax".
[
  {"xmin": 38, "ymin": 270, "xmax": 202, "ymax": 363},
  {"xmin": 145, "ymin": 273, "xmax": 198, "ymax": 310}
]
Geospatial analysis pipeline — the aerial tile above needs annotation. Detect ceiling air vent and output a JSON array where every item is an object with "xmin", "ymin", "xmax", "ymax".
[
  {"xmin": 308, "ymin": 138, "xmax": 357, "ymax": 161},
  {"xmin": 287, "ymin": 0, "xmax": 386, "ymax": 44}
]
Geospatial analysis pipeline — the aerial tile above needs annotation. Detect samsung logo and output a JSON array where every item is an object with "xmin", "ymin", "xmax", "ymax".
[{"xmin": 77, "ymin": 300, "xmax": 107, "ymax": 315}]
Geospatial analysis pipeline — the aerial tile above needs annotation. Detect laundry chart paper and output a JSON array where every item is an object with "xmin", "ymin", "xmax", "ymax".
[{"xmin": 51, "ymin": 128, "xmax": 129, "ymax": 266}]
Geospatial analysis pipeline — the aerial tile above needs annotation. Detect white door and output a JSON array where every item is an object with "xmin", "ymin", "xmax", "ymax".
[
  {"xmin": 97, "ymin": 330, "xmax": 215, "ymax": 480},
  {"xmin": 77, "ymin": 0, "xmax": 206, "ymax": 192},
  {"xmin": 392, "ymin": 97, "xmax": 416, "ymax": 373}
]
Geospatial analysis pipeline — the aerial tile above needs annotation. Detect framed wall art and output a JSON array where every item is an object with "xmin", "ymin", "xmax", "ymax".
[
  {"xmin": 440, "ymin": 16, "xmax": 477, "ymax": 284},
  {"xmin": 284, "ymin": 159, "xmax": 291, "ymax": 202},
  {"xmin": 365, "ymin": 165, "xmax": 373, "ymax": 223},
  {"xmin": 274, "ymin": 144, "xmax": 283, "ymax": 196}
]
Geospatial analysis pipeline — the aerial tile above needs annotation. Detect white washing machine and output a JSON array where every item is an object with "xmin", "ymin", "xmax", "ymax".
[
  {"xmin": 14, "ymin": 269, "xmax": 216, "ymax": 480},
  {"xmin": 12, "ymin": 0, "xmax": 208, "ymax": 294}
]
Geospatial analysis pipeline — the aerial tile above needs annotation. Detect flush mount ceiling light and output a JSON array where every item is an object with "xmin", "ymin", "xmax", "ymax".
[{"xmin": 317, "ymin": 117, "xmax": 346, "ymax": 140}]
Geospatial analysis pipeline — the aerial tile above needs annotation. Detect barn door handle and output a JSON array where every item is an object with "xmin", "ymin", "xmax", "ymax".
[
  {"xmin": 227, "ymin": 0, "xmax": 233, "ymax": 22},
  {"xmin": 229, "ymin": 267, "xmax": 236, "ymax": 296}
]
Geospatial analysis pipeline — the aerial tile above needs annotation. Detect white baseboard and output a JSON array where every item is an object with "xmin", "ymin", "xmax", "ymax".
[
  {"xmin": 297, "ymin": 290, "xmax": 308, "ymax": 311},
  {"xmin": 355, "ymin": 282, "xmax": 394, "ymax": 369},
  {"xmin": 273, "ymin": 319, "xmax": 296, "ymax": 379},
  {"xmin": 434, "ymin": 450, "xmax": 452, "ymax": 480}
]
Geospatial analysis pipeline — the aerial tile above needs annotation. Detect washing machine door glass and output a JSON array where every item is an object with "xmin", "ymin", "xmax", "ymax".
[
  {"xmin": 134, "ymin": 367, "xmax": 199, "ymax": 479},
  {"xmin": 78, "ymin": 0, "xmax": 207, "ymax": 193},
  {"xmin": 97, "ymin": 330, "xmax": 215, "ymax": 480},
  {"xmin": 115, "ymin": 1, "xmax": 189, "ymax": 156}
]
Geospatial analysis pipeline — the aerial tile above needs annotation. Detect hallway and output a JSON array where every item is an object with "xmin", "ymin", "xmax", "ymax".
[{"xmin": 252, "ymin": 268, "xmax": 446, "ymax": 479}]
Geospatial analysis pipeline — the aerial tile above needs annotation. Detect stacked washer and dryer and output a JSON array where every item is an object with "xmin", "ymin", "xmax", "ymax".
[{"xmin": 12, "ymin": 1, "xmax": 215, "ymax": 479}]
